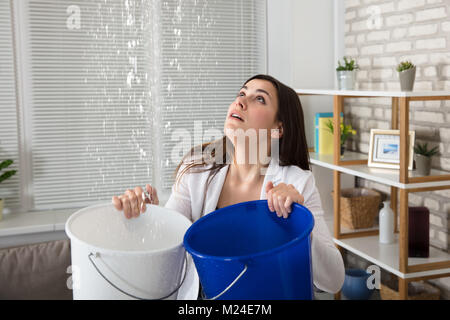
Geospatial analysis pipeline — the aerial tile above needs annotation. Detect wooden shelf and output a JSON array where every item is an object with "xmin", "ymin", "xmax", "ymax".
[
  {"xmin": 310, "ymin": 151, "xmax": 450, "ymax": 190},
  {"xmin": 296, "ymin": 88, "xmax": 450, "ymax": 98},
  {"xmin": 301, "ymin": 89, "xmax": 450, "ymax": 299},
  {"xmin": 333, "ymin": 235, "xmax": 450, "ymax": 280},
  {"xmin": 323, "ymin": 215, "xmax": 450, "ymax": 280}
]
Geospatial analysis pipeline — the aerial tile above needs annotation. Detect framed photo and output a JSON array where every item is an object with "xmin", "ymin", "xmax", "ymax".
[{"xmin": 368, "ymin": 129, "xmax": 415, "ymax": 170}]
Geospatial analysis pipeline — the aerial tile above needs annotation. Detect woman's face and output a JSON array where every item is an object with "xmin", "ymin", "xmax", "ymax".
[{"xmin": 224, "ymin": 79, "xmax": 281, "ymax": 137}]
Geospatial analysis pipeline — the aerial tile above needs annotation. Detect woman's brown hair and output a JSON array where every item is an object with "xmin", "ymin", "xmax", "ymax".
[{"xmin": 174, "ymin": 74, "xmax": 311, "ymax": 187}]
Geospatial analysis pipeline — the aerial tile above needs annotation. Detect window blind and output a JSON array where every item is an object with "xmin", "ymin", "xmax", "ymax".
[
  {"xmin": 0, "ymin": 0, "xmax": 21, "ymax": 213},
  {"xmin": 11, "ymin": 0, "xmax": 266, "ymax": 211},
  {"xmin": 157, "ymin": 0, "xmax": 267, "ymax": 192},
  {"xmin": 23, "ymin": 0, "xmax": 154, "ymax": 210}
]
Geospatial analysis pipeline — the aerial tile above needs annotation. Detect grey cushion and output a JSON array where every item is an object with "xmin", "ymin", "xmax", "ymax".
[{"xmin": 0, "ymin": 239, "xmax": 72, "ymax": 300}]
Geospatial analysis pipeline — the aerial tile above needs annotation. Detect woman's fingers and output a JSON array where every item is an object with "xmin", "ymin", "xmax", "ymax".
[
  {"xmin": 267, "ymin": 192, "xmax": 275, "ymax": 213},
  {"xmin": 144, "ymin": 184, "xmax": 152, "ymax": 203},
  {"xmin": 266, "ymin": 181, "xmax": 275, "ymax": 212},
  {"xmin": 111, "ymin": 185, "xmax": 159, "ymax": 219},
  {"xmin": 267, "ymin": 183, "xmax": 306, "ymax": 219},
  {"xmin": 112, "ymin": 196, "xmax": 123, "ymax": 211},
  {"xmin": 134, "ymin": 186, "xmax": 145, "ymax": 213},
  {"xmin": 272, "ymin": 192, "xmax": 293, "ymax": 219},
  {"xmin": 297, "ymin": 193, "xmax": 305, "ymax": 205},
  {"xmin": 265, "ymin": 181, "xmax": 274, "ymax": 194},
  {"xmin": 146, "ymin": 184, "xmax": 159, "ymax": 205},
  {"xmin": 267, "ymin": 182, "xmax": 284, "ymax": 217},
  {"xmin": 267, "ymin": 194, "xmax": 274, "ymax": 212},
  {"xmin": 272, "ymin": 194, "xmax": 282, "ymax": 217},
  {"xmin": 125, "ymin": 189, "xmax": 139, "ymax": 218},
  {"xmin": 278, "ymin": 195, "xmax": 288, "ymax": 218},
  {"xmin": 122, "ymin": 196, "xmax": 132, "ymax": 219},
  {"xmin": 284, "ymin": 196, "xmax": 294, "ymax": 218}
]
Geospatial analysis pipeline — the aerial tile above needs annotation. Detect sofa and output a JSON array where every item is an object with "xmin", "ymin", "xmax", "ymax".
[{"xmin": 0, "ymin": 239, "xmax": 72, "ymax": 299}]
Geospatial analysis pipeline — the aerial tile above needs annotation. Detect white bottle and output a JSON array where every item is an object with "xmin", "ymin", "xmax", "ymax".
[{"xmin": 379, "ymin": 201, "xmax": 395, "ymax": 244}]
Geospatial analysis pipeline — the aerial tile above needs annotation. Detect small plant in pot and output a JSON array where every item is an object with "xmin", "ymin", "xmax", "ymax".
[
  {"xmin": 0, "ymin": 159, "xmax": 17, "ymax": 221},
  {"xmin": 413, "ymin": 142, "xmax": 438, "ymax": 176},
  {"xmin": 324, "ymin": 120, "xmax": 357, "ymax": 156},
  {"xmin": 396, "ymin": 61, "xmax": 416, "ymax": 91},
  {"xmin": 336, "ymin": 57, "xmax": 359, "ymax": 90}
]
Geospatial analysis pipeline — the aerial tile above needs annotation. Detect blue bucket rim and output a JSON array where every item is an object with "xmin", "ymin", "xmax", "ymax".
[
  {"xmin": 345, "ymin": 268, "xmax": 371, "ymax": 278},
  {"xmin": 183, "ymin": 200, "xmax": 315, "ymax": 262}
]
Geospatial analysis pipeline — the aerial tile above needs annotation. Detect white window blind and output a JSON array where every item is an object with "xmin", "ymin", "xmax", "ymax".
[
  {"xmin": 7, "ymin": 0, "xmax": 266, "ymax": 212},
  {"xmin": 0, "ymin": 0, "xmax": 21, "ymax": 213},
  {"xmin": 157, "ymin": 0, "xmax": 267, "ymax": 192},
  {"xmin": 21, "ymin": 0, "xmax": 154, "ymax": 210}
]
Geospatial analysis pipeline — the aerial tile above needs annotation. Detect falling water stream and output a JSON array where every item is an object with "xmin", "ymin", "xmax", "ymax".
[
  {"xmin": 83, "ymin": 0, "xmax": 155, "ymax": 200},
  {"xmin": 78, "ymin": 0, "xmax": 263, "ymax": 205},
  {"xmin": 54, "ymin": 0, "xmax": 265, "ymax": 243}
]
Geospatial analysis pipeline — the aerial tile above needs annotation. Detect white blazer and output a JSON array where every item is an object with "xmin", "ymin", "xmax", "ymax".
[{"xmin": 165, "ymin": 157, "xmax": 345, "ymax": 294}]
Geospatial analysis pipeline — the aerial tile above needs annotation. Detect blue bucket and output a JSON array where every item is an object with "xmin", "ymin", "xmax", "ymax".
[
  {"xmin": 341, "ymin": 269, "xmax": 374, "ymax": 300},
  {"xmin": 183, "ymin": 200, "xmax": 315, "ymax": 300}
]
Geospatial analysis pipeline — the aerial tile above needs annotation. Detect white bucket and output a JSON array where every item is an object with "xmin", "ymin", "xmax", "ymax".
[{"xmin": 65, "ymin": 203, "xmax": 193, "ymax": 300}]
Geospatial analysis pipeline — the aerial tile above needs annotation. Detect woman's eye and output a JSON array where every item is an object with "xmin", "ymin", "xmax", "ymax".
[
  {"xmin": 256, "ymin": 96, "xmax": 265, "ymax": 104},
  {"xmin": 238, "ymin": 91, "xmax": 245, "ymax": 97}
]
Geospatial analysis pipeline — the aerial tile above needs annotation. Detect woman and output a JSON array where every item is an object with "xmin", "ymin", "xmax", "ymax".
[{"xmin": 112, "ymin": 74, "xmax": 345, "ymax": 294}]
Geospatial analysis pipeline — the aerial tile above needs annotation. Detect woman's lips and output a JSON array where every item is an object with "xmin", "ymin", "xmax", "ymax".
[{"xmin": 229, "ymin": 112, "xmax": 244, "ymax": 122}]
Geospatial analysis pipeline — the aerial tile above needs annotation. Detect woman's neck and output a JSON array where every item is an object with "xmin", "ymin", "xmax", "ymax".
[
  {"xmin": 228, "ymin": 138, "xmax": 271, "ymax": 183},
  {"xmin": 230, "ymin": 154, "xmax": 268, "ymax": 184}
]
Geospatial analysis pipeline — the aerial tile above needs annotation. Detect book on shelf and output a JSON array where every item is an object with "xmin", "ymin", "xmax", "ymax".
[{"xmin": 314, "ymin": 112, "xmax": 343, "ymax": 154}]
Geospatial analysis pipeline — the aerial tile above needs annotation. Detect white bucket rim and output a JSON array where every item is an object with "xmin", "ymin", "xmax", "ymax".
[{"xmin": 65, "ymin": 202, "xmax": 192, "ymax": 256}]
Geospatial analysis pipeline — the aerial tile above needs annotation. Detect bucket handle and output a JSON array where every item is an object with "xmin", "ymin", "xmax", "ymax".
[
  {"xmin": 88, "ymin": 252, "xmax": 188, "ymax": 300},
  {"xmin": 203, "ymin": 263, "xmax": 248, "ymax": 300}
]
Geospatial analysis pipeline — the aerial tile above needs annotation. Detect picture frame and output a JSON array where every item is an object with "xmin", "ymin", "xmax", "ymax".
[{"xmin": 368, "ymin": 129, "xmax": 415, "ymax": 170}]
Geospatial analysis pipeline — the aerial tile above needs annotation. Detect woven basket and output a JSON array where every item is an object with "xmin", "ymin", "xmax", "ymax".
[
  {"xmin": 380, "ymin": 280, "xmax": 440, "ymax": 300},
  {"xmin": 332, "ymin": 188, "xmax": 381, "ymax": 230}
]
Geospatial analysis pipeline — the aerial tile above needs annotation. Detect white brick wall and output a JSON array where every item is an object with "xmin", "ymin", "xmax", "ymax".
[
  {"xmin": 416, "ymin": 37, "xmax": 446, "ymax": 49},
  {"xmin": 415, "ymin": 7, "xmax": 447, "ymax": 21},
  {"xmin": 386, "ymin": 13, "xmax": 414, "ymax": 26},
  {"xmin": 408, "ymin": 24, "xmax": 438, "ymax": 36},
  {"xmin": 386, "ymin": 41, "xmax": 412, "ymax": 52},
  {"xmin": 343, "ymin": 0, "xmax": 450, "ymax": 298}
]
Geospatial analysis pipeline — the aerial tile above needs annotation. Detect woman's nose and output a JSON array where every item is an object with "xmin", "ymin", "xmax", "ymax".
[{"xmin": 235, "ymin": 97, "xmax": 247, "ymax": 110}]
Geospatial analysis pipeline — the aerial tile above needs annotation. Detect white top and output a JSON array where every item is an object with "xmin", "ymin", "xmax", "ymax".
[
  {"xmin": 295, "ymin": 88, "xmax": 450, "ymax": 98},
  {"xmin": 165, "ymin": 157, "xmax": 345, "ymax": 294}
]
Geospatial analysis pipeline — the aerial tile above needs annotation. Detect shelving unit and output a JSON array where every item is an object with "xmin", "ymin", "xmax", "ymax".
[{"xmin": 297, "ymin": 89, "xmax": 450, "ymax": 300}]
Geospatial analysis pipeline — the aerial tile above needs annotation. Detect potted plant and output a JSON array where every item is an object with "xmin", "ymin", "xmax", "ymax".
[
  {"xmin": 336, "ymin": 57, "xmax": 359, "ymax": 90},
  {"xmin": 396, "ymin": 61, "xmax": 416, "ymax": 91},
  {"xmin": 0, "ymin": 159, "xmax": 17, "ymax": 221},
  {"xmin": 325, "ymin": 120, "xmax": 357, "ymax": 156},
  {"xmin": 413, "ymin": 142, "xmax": 438, "ymax": 176}
]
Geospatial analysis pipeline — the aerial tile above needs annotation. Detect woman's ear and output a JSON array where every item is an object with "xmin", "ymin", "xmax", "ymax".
[{"xmin": 271, "ymin": 122, "xmax": 283, "ymax": 139}]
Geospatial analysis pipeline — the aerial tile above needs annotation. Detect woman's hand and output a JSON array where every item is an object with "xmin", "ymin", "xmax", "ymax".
[
  {"xmin": 112, "ymin": 184, "xmax": 159, "ymax": 219},
  {"xmin": 265, "ymin": 181, "xmax": 304, "ymax": 219}
]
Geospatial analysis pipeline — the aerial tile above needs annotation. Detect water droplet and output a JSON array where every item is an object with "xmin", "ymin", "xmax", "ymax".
[{"xmin": 127, "ymin": 70, "xmax": 134, "ymax": 87}]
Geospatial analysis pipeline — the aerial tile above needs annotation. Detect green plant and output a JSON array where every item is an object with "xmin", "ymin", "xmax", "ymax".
[
  {"xmin": 336, "ymin": 57, "xmax": 359, "ymax": 71},
  {"xmin": 396, "ymin": 61, "xmax": 415, "ymax": 72},
  {"xmin": 0, "ymin": 159, "xmax": 17, "ymax": 184},
  {"xmin": 324, "ymin": 120, "xmax": 356, "ymax": 146},
  {"xmin": 414, "ymin": 142, "xmax": 438, "ymax": 158}
]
